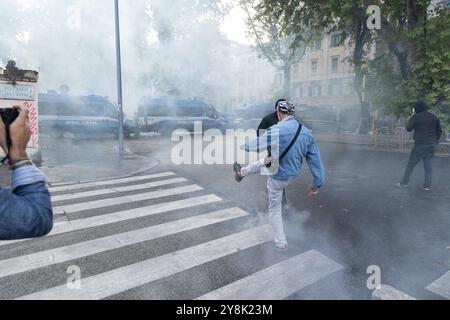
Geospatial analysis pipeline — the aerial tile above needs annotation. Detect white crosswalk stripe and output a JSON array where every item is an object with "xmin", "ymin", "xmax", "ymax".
[
  {"xmin": 49, "ymin": 172, "xmax": 175, "ymax": 193},
  {"xmin": 426, "ymin": 271, "xmax": 450, "ymax": 299},
  {"xmin": 0, "ymin": 172, "xmax": 345, "ymax": 300},
  {"xmin": 0, "ymin": 194, "xmax": 223, "ymax": 248},
  {"xmin": 196, "ymin": 250, "xmax": 343, "ymax": 300},
  {"xmin": 53, "ymin": 184, "xmax": 203, "ymax": 214},
  {"xmin": 18, "ymin": 225, "xmax": 274, "ymax": 300},
  {"xmin": 0, "ymin": 208, "xmax": 249, "ymax": 279},
  {"xmin": 51, "ymin": 177, "xmax": 187, "ymax": 202}
]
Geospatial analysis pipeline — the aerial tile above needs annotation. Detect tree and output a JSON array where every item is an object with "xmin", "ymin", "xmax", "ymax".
[
  {"xmin": 258, "ymin": 0, "xmax": 450, "ymax": 132},
  {"xmin": 149, "ymin": 0, "xmax": 230, "ymax": 43},
  {"xmin": 240, "ymin": 0, "xmax": 309, "ymax": 99},
  {"xmin": 258, "ymin": 0, "xmax": 379, "ymax": 133},
  {"xmin": 367, "ymin": 2, "xmax": 450, "ymax": 132}
]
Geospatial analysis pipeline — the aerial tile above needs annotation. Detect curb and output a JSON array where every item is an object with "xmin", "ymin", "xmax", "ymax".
[{"xmin": 46, "ymin": 154, "xmax": 160, "ymax": 187}]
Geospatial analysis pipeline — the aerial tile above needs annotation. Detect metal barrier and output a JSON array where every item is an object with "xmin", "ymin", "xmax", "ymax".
[{"xmin": 374, "ymin": 126, "xmax": 413, "ymax": 149}]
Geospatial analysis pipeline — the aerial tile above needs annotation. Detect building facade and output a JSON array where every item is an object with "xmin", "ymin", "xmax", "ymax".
[
  {"xmin": 289, "ymin": 33, "xmax": 359, "ymax": 108},
  {"xmin": 230, "ymin": 33, "xmax": 361, "ymax": 111}
]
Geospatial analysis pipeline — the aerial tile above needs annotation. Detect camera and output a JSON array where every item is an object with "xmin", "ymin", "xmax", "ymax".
[
  {"xmin": 0, "ymin": 108, "xmax": 20, "ymax": 148},
  {"xmin": 0, "ymin": 108, "xmax": 20, "ymax": 125}
]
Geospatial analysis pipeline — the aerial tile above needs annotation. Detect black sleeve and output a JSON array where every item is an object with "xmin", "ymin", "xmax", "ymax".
[
  {"xmin": 406, "ymin": 116, "xmax": 416, "ymax": 132},
  {"xmin": 257, "ymin": 117, "xmax": 269, "ymax": 137},
  {"xmin": 437, "ymin": 118, "xmax": 443, "ymax": 142}
]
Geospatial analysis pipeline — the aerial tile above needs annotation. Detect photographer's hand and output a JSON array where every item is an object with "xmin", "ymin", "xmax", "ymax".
[
  {"xmin": 9, "ymin": 107, "xmax": 31, "ymax": 162},
  {"xmin": 0, "ymin": 116, "xmax": 7, "ymax": 155}
]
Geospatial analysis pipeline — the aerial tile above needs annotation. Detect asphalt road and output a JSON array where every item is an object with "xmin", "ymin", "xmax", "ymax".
[
  {"xmin": 129, "ymin": 135, "xmax": 450, "ymax": 299},
  {"xmin": 0, "ymin": 135, "xmax": 449, "ymax": 300}
]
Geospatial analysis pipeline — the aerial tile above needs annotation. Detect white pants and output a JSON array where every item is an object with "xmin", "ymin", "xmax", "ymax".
[
  {"xmin": 241, "ymin": 157, "xmax": 271, "ymax": 177},
  {"xmin": 240, "ymin": 159, "xmax": 289, "ymax": 246},
  {"xmin": 267, "ymin": 177, "xmax": 290, "ymax": 246}
]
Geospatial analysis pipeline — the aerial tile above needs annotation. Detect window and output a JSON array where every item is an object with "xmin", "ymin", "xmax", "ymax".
[
  {"xmin": 176, "ymin": 106, "xmax": 205, "ymax": 117},
  {"xmin": 328, "ymin": 82, "xmax": 342, "ymax": 96},
  {"xmin": 309, "ymin": 83, "xmax": 321, "ymax": 97},
  {"xmin": 292, "ymin": 86, "xmax": 303, "ymax": 98},
  {"xmin": 311, "ymin": 60, "xmax": 318, "ymax": 75},
  {"xmin": 313, "ymin": 39, "xmax": 322, "ymax": 51},
  {"xmin": 147, "ymin": 105, "xmax": 174, "ymax": 117},
  {"xmin": 331, "ymin": 34, "xmax": 344, "ymax": 47},
  {"xmin": 331, "ymin": 56, "xmax": 339, "ymax": 73}
]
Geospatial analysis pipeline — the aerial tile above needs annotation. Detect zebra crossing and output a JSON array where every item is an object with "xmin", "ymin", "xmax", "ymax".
[{"xmin": 0, "ymin": 171, "xmax": 347, "ymax": 300}]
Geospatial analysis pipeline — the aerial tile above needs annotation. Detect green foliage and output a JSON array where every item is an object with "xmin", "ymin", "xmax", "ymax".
[
  {"xmin": 260, "ymin": 0, "xmax": 450, "ymax": 130},
  {"xmin": 367, "ymin": 7, "xmax": 450, "ymax": 131}
]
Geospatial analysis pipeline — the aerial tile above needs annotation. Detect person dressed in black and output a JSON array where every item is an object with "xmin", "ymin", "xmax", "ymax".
[
  {"xmin": 258, "ymin": 99, "xmax": 289, "ymax": 208},
  {"xmin": 399, "ymin": 101, "xmax": 442, "ymax": 191}
]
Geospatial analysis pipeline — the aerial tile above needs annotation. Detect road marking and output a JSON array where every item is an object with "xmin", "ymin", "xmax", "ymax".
[
  {"xmin": 196, "ymin": 250, "xmax": 343, "ymax": 300},
  {"xmin": 51, "ymin": 177, "xmax": 187, "ymax": 202},
  {"xmin": 49, "ymin": 172, "xmax": 175, "ymax": 193},
  {"xmin": 372, "ymin": 284, "xmax": 417, "ymax": 300},
  {"xmin": 0, "ymin": 194, "xmax": 222, "ymax": 247},
  {"xmin": 17, "ymin": 225, "xmax": 272, "ymax": 300},
  {"xmin": 426, "ymin": 271, "xmax": 450, "ymax": 299},
  {"xmin": 53, "ymin": 185, "xmax": 203, "ymax": 215},
  {"xmin": 0, "ymin": 208, "xmax": 249, "ymax": 279}
]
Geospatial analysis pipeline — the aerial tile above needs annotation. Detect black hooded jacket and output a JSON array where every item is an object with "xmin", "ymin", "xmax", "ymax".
[{"xmin": 407, "ymin": 110, "xmax": 442, "ymax": 144}]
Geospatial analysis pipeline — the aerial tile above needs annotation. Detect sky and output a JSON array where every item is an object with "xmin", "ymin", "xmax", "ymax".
[{"xmin": 220, "ymin": 5, "xmax": 251, "ymax": 45}]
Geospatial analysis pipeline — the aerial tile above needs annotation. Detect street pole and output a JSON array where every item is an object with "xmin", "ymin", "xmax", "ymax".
[{"xmin": 114, "ymin": 0, "xmax": 124, "ymax": 158}]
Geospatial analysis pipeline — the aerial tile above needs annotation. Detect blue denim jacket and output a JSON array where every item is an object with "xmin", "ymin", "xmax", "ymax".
[
  {"xmin": 0, "ymin": 166, "xmax": 53, "ymax": 240},
  {"xmin": 244, "ymin": 116, "xmax": 325, "ymax": 188}
]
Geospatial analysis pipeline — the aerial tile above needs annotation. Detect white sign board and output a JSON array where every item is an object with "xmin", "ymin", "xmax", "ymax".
[{"xmin": 0, "ymin": 83, "xmax": 34, "ymax": 101}]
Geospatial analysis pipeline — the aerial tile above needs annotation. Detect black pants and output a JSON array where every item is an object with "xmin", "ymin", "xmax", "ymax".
[{"xmin": 401, "ymin": 144, "xmax": 436, "ymax": 188}]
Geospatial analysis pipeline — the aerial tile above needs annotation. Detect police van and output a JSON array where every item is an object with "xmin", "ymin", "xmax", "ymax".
[
  {"xmin": 39, "ymin": 92, "xmax": 140, "ymax": 138},
  {"xmin": 137, "ymin": 97, "xmax": 231, "ymax": 135},
  {"xmin": 0, "ymin": 62, "xmax": 42, "ymax": 165}
]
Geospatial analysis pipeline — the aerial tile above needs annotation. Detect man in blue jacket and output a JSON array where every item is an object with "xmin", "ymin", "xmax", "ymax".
[
  {"xmin": 234, "ymin": 101, "xmax": 325, "ymax": 250},
  {"xmin": 0, "ymin": 107, "xmax": 53, "ymax": 240}
]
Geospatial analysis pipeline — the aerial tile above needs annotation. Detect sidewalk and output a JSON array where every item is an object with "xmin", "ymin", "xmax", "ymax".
[
  {"xmin": 315, "ymin": 133, "xmax": 450, "ymax": 155},
  {"xmin": 0, "ymin": 138, "xmax": 159, "ymax": 187},
  {"xmin": 42, "ymin": 154, "xmax": 159, "ymax": 185}
]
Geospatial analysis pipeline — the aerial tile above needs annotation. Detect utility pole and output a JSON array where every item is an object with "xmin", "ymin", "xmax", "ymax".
[{"xmin": 114, "ymin": 0, "xmax": 124, "ymax": 157}]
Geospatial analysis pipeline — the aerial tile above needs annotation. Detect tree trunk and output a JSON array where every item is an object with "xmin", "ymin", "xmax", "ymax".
[
  {"xmin": 283, "ymin": 63, "xmax": 292, "ymax": 99},
  {"xmin": 353, "ymin": 21, "xmax": 370, "ymax": 134}
]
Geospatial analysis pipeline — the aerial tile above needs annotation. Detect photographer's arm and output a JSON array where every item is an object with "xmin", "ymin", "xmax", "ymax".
[
  {"xmin": 0, "ymin": 167, "xmax": 53, "ymax": 240},
  {"xmin": 0, "ymin": 108, "xmax": 53, "ymax": 241}
]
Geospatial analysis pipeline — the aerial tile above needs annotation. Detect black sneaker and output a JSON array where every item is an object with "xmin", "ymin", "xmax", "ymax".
[{"xmin": 233, "ymin": 163, "xmax": 243, "ymax": 183}]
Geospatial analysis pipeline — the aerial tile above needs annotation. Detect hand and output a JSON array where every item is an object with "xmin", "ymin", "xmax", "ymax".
[
  {"xmin": 308, "ymin": 186, "xmax": 320, "ymax": 198},
  {"xmin": 0, "ymin": 116, "xmax": 7, "ymax": 155},
  {"xmin": 9, "ymin": 107, "xmax": 31, "ymax": 161}
]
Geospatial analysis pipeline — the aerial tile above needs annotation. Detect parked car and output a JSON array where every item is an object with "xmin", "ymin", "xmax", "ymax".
[
  {"xmin": 39, "ymin": 92, "xmax": 140, "ymax": 138},
  {"xmin": 137, "ymin": 97, "xmax": 231, "ymax": 135}
]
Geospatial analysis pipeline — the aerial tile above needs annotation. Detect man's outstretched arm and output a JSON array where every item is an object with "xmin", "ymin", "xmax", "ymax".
[
  {"xmin": 305, "ymin": 138, "xmax": 325, "ymax": 189},
  {"xmin": 244, "ymin": 128, "xmax": 279, "ymax": 155},
  {"xmin": 0, "ymin": 166, "xmax": 53, "ymax": 240}
]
